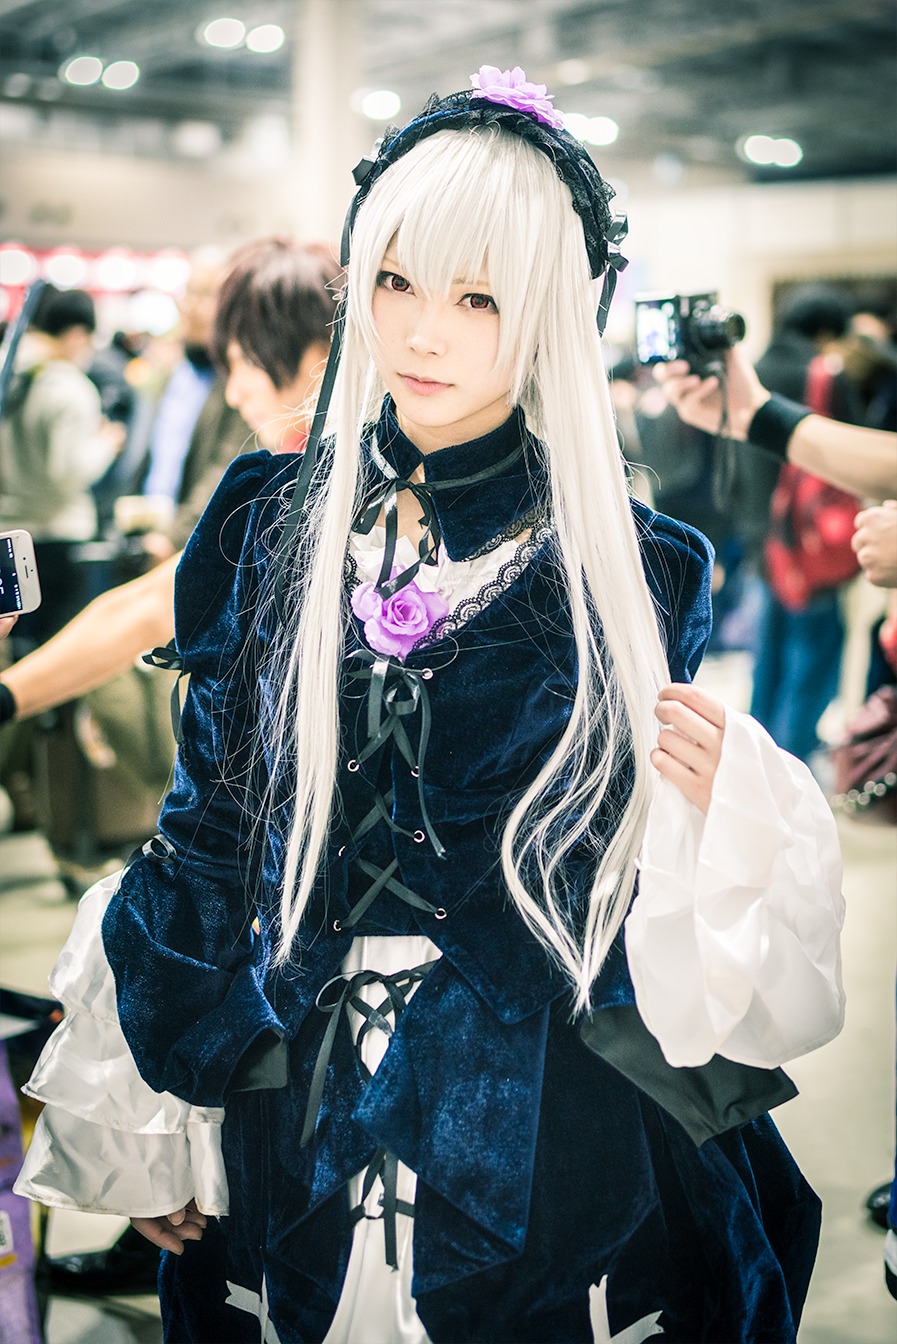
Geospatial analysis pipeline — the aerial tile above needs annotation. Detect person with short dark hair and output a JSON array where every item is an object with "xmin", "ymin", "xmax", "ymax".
[
  {"xmin": 212, "ymin": 238, "xmax": 337, "ymax": 433},
  {"xmin": 0, "ymin": 284, "xmax": 123, "ymax": 643}
]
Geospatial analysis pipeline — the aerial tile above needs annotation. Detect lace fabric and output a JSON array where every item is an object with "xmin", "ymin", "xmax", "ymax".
[{"xmin": 346, "ymin": 518, "xmax": 553, "ymax": 653}]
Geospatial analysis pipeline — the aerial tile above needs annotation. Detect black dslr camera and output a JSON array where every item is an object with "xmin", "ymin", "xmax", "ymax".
[{"xmin": 634, "ymin": 292, "xmax": 746, "ymax": 376}]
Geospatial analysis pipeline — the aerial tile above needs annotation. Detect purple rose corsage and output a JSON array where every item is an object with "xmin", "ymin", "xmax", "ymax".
[
  {"xmin": 470, "ymin": 64, "xmax": 565, "ymax": 131},
  {"xmin": 352, "ymin": 574, "xmax": 449, "ymax": 660}
]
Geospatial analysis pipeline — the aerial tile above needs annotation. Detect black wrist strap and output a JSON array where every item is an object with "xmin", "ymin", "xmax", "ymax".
[
  {"xmin": 0, "ymin": 682, "xmax": 16, "ymax": 725},
  {"xmin": 747, "ymin": 393, "xmax": 812, "ymax": 462}
]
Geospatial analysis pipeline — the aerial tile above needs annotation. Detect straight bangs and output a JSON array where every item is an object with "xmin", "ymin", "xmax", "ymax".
[{"xmin": 348, "ymin": 127, "xmax": 582, "ymax": 398}]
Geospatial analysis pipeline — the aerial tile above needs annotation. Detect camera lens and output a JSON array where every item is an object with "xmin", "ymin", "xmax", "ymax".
[{"xmin": 693, "ymin": 305, "xmax": 746, "ymax": 352}]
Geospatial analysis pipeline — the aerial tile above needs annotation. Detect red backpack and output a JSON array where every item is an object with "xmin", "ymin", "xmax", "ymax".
[{"xmin": 763, "ymin": 355, "xmax": 860, "ymax": 611}]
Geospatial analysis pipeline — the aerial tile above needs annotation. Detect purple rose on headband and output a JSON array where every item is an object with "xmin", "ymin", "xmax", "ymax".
[
  {"xmin": 352, "ymin": 576, "xmax": 449, "ymax": 660},
  {"xmin": 471, "ymin": 64, "xmax": 565, "ymax": 131}
]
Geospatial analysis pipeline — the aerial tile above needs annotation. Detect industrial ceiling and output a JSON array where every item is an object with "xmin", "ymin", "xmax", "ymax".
[{"xmin": 0, "ymin": 0, "xmax": 894, "ymax": 185}]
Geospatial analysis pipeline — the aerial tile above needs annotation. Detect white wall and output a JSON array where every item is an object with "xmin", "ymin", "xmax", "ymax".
[{"xmin": 0, "ymin": 146, "xmax": 356, "ymax": 252}]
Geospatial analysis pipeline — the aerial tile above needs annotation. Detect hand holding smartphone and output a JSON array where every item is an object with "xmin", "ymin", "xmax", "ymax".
[{"xmin": 0, "ymin": 530, "xmax": 42, "ymax": 616}]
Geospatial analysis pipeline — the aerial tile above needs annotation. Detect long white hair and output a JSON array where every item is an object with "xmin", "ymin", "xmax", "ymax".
[{"xmin": 263, "ymin": 126, "xmax": 669, "ymax": 1011}]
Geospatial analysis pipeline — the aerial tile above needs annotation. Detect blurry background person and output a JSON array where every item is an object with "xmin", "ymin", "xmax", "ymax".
[
  {"xmin": 104, "ymin": 250, "xmax": 250, "ymax": 565},
  {"xmin": 842, "ymin": 308, "xmax": 897, "ymax": 434},
  {"xmin": 747, "ymin": 286, "xmax": 865, "ymax": 766},
  {"xmin": 0, "ymin": 286, "xmax": 124, "ymax": 646}
]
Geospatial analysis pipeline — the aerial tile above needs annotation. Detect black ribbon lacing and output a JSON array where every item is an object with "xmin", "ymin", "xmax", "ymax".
[
  {"xmin": 345, "ymin": 649, "xmax": 446, "ymax": 859},
  {"xmin": 301, "ymin": 959, "xmax": 438, "ymax": 1267},
  {"xmin": 333, "ymin": 784, "xmax": 447, "ymax": 935}
]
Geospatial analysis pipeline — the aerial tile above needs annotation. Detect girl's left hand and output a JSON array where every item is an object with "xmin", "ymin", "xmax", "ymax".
[{"xmin": 651, "ymin": 682, "xmax": 725, "ymax": 815}]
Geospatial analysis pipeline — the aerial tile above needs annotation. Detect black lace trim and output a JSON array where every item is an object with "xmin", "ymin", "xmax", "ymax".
[
  {"xmin": 463, "ymin": 506, "xmax": 544, "ymax": 560},
  {"xmin": 413, "ymin": 522, "xmax": 554, "ymax": 650},
  {"xmin": 344, "ymin": 520, "xmax": 554, "ymax": 649}
]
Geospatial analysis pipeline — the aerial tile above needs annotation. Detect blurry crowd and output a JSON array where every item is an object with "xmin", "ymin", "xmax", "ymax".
[{"xmin": 0, "ymin": 237, "xmax": 340, "ymax": 871}]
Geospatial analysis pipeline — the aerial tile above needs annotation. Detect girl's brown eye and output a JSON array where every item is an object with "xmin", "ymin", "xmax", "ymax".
[{"xmin": 466, "ymin": 293, "xmax": 496, "ymax": 312}]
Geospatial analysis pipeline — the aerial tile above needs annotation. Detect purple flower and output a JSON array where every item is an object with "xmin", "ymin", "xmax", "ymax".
[
  {"xmin": 470, "ymin": 64, "xmax": 565, "ymax": 131},
  {"xmin": 352, "ymin": 576, "xmax": 449, "ymax": 660}
]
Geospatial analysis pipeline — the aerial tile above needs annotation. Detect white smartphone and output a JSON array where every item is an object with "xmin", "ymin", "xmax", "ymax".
[{"xmin": 0, "ymin": 529, "xmax": 42, "ymax": 615}]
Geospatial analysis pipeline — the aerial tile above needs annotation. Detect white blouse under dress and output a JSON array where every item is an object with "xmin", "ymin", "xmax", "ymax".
[{"xmin": 16, "ymin": 526, "xmax": 846, "ymax": 1344}]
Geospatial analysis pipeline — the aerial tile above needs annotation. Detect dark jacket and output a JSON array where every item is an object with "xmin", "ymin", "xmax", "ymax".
[{"xmin": 102, "ymin": 404, "xmax": 819, "ymax": 1343}]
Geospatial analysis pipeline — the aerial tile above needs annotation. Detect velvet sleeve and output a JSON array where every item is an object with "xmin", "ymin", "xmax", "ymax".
[
  {"xmin": 633, "ymin": 500, "xmax": 714, "ymax": 683},
  {"xmin": 102, "ymin": 450, "xmax": 297, "ymax": 1107}
]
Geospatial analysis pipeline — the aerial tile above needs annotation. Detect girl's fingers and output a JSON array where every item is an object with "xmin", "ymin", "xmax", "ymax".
[
  {"xmin": 655, "ymin": 727, "xmax": 711, "ymax": 776},
  {"xmin": 654, "ymin": 700, "xmax": 720, "ymax": 754},
  {"xmin": 650, "ymin": 747, "xmax": 712, "ymax": 815},
  {"xmin": 130, "ymin": 1216, "xmax": 187, "ymax": 1255},
  {"xmin": 657, "ymin": 682, "xmax": 726, "ymax": 730},
  {"xmin": 129, "ymin": 1204, "xmax": 208, "ymax": 1255}
]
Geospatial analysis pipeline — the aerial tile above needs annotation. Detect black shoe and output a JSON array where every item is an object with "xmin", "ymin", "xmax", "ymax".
[
  {"xmin": 864, "ymin": 1180, "xmax": 893, "ymax": 1231},
  {"xmin": 47, "ymin": 1224, "xmax": 160, "ymax": 1296}
]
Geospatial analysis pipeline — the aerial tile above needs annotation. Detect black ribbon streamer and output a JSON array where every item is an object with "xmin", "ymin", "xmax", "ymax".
[
  {"xmin": 141, "ymin": 641, "xmax": 186, "ymax": 742},
  {"xmin": 300, "ymin": 960, "xmax": 438, "ymax": 1267}
]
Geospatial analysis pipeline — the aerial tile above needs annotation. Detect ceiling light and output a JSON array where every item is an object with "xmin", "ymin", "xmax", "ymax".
[
  {"xmin": 102, "ymin": 60, "xmax": 139, "ymax": 90},
  {"xmin": 202, "ymin": 18, "xmax": 246, "ymax": 49},
  {"xmin": 246, "ymin": 24, "xmax": 284, "ymax": 54},
  {"xmin": 562, "ymin": 112, "xmax": 589, "ymax": 140},
  {"xmin": 740, "ymin": 134, "xmax": 803, "ymax": 168},
  {"xmin": 62, "ymin": 55, "xmax": 103, "ymax": 86},
  {"xmin": 771, "ymin": 137, "xmax": 803, "ymax": 167},
  {"xmin": 0, "ymin": 246, "xmax": 38, "ymax": 286},
  {"xmin": 95, "ymin": 251, "xmax": 141, "ymax": 291},
  {"xmin": 585, "ymin": 116, "xmax": 619, "ymax": 146},
  {"xmin": 557, "ymin": 59, "xmax": 590, "ymax": 86},
  {"xmin": 146, "ymin": 252, "xmax": 192, "ymax": 294},
  {"xmin": 359, "ymin": 89, "xmax": 401, "ymax": 121},
  {"xmin": 44, "ymin": 250, "xmax": 89, "ymax": 288}
]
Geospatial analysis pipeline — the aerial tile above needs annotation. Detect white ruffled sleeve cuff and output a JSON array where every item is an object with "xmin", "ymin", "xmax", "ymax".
[
  {"xmin": 13, "ymin": 871, "xmax": 229, "ymax": 1218},
  {"xmin": 625, "ymin": 709, "xmax": 846, "ymax": 1070}
]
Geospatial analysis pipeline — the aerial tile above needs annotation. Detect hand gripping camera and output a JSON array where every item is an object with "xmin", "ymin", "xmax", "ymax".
[{"xmin": 634, "ymin": 292, "xmax": 746, "ymax": 376}]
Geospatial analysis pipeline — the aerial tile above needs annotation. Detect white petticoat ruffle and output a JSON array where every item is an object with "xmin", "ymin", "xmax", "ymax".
[
  {"xmin": 627, "ymin": 707, "xmax": 846, "ymax": 1070},
  {"xmin": 14, "ymin": 870, "xmax": 228, "ymax": 1218}
]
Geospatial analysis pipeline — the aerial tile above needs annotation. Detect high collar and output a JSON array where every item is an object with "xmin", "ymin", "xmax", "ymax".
[{"xmin": 368, "ymin": 398, "xmax": 548, "ymax": 561}]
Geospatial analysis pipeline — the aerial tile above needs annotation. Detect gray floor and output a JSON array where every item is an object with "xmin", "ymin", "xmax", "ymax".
[{"xmin": 1, "ymin": 651, "xmax": 894, "ymax": 1343}]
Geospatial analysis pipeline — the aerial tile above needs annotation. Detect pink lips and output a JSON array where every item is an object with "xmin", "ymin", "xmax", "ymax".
[{"xmin": 400, "ymin": 374, "xmax": 450, "ymax": 396}]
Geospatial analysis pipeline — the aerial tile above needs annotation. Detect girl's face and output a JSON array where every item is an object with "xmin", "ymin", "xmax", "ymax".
[
  {"xmin": 370, "ymin": 246, "xmax": 512, "ymax": 454},
  {"xmin": 225, "ymin": 340, "xmax": 327, "ymax": 449}
]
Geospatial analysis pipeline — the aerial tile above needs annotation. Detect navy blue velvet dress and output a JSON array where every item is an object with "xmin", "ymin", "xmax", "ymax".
[{"xmin": 101, "ymin": 404, "xmax": 821, "ymax": 1342}]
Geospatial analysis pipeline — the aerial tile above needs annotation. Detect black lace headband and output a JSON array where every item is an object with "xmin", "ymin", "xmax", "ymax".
[{"xmin": 352, "ymin": 93, "xmax": 625, "ymax": 285}]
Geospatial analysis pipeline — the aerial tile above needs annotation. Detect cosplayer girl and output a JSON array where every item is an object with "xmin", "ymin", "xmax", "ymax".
[{"xmin": 18, "ymin": 69, "xmax": 844, "ymax": 1343}]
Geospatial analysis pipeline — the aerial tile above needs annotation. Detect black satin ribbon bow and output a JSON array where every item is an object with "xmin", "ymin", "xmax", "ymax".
[
  {"xmin": 353, "ymin": 434, "xmax": 526, "ymax": 601},
  {"xmin": 596, "ymin": 213, "xmax": 629, "ymax": 335}
]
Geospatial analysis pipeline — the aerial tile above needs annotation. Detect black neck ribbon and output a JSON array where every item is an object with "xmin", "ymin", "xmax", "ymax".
[{"xmin": 353, "ymin": 432, "xmax": 526, "ymax": 599}]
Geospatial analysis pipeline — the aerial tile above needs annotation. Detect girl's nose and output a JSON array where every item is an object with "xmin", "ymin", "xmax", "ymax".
[{"xmin": 406, "ymin": 301, "xmax": 447, "ymax": 356}]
